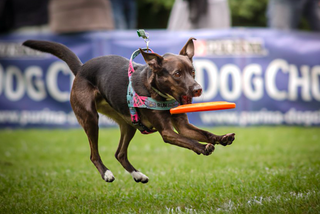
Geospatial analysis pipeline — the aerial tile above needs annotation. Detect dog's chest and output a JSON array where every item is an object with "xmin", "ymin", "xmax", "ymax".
[{"xmin": 137, "ymin": 112, "xmax": 156, "ymax": 131}]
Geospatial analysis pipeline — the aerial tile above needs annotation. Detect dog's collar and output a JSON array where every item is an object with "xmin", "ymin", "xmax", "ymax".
[{"xmin": 127, "ymin": 48, "xmax": 179, "ymax": 134}]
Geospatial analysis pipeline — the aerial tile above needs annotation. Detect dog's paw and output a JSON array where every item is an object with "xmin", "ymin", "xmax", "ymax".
[
  {"xmin": 219, "ymin": 133, "xmax": 235, "ymax": 146},
  {"xmin": 203, "ymin": 143, "xmax": 215, "ymax": 155},
  {"xmin": 104, "ymin": 170, "xmax": 115, "ymax": 182},
  {"xmin": 131, "ymin": 171, "xmax": 149, "ymax": 183}
]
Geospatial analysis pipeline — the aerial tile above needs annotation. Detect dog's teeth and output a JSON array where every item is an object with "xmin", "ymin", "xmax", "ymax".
[
  {"xmin": 131, "ymin": 171, "xmax": 149, "ymax": 183},
  {"xmin": 104, "ymin": 170, "xmax": 115, "ymax": 182}
]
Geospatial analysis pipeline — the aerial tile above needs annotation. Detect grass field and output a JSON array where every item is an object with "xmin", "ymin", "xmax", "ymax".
[{"xmin": 0, "ymin": 127, "xmax": 319, "ymax": 213}]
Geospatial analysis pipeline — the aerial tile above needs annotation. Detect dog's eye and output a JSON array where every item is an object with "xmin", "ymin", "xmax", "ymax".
[
  {"xmin": 173, "ymin": 71, "xmax": 181, "ymax": 78},
  {"xmin": 192, "ymin": 70, "xmax": 195, "ymax": 78}
]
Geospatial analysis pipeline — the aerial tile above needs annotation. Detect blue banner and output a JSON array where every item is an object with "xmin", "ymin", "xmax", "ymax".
[{"xmin": 0, "ymin": 29, "xmax": 320, "ymax": 128}]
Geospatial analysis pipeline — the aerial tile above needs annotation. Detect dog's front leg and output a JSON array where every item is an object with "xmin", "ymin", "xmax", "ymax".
[
  {"xmin": 149, "ymin": 112, "xmax": 215, "ymax": 155},
  {"xmin": 161, "ymin": 129, "xmax": 215, "ymax": 155},
  {"xmin": 171, "ymin": 114, "xmax": 235, "ymax": 146}
]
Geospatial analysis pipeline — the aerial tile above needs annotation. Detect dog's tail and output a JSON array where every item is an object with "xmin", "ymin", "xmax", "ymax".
[{"xmin": 23, "ymin": 40, "xmax": 82, "ymax": 76}]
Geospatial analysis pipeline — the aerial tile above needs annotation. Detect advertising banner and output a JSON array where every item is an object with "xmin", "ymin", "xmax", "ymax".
[{"xmin": 0, "ymin": 29, "xmax": 319, "ymax": 128}]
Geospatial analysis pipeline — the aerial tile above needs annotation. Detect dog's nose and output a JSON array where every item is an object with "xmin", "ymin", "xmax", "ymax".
[{"xmin": 192, "ymin": 85, "xmax": 202, "ymax": 97}]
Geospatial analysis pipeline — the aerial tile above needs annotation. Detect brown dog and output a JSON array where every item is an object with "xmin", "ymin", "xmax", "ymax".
[{"xmin": 23, "ymin": 38, "xmax": 235, "ymax": 183}]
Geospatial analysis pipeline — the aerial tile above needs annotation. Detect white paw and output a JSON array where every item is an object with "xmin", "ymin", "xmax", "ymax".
[
  {"xmin": 131, "ymin": 171, "xmax": 149, "ymax": 183},
  {"xmin": 104, "ymin": 170, "xmax": 115, "ymax": 182}
]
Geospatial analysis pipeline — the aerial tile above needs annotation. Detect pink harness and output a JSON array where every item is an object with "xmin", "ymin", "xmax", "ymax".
[{"xmin": 127, "ymin": 49, "xmax": 179, "ymax": 134}]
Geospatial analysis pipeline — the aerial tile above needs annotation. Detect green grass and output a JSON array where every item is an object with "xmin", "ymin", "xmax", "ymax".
[{"xmin": 0, "ymin": 127, "xmax": 319, "ymax": 213}]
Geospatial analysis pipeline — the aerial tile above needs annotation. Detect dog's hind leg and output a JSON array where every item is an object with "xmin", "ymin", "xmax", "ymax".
[
  {"xmin": 115, "ymin": 123, "xmax": 149, "ymax": 183},
  {"xmin": 70, "ymin": 77, "xmax": 115, "ymax": 182}
]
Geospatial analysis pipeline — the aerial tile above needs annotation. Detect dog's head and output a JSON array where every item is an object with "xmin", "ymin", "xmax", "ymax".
[{"xmin": 140, "ymin": 38, "xmax": 202, "ymax": 105}]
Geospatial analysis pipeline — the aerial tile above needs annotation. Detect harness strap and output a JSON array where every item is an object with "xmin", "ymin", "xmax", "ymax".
[
  {"xmin": 127, "ymin": 49, "xmax": 179, "ymax": 134},
  {"xmin": 151, "ymin": 87, "xmax": 175, "ymax": 100}
]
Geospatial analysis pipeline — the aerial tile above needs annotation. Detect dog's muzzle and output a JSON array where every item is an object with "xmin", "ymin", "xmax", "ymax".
[
  {"xmin": 192, "ymin": 84, "xmax": 202, "ymax": 97},
  {"xmin": 180, "ymin": 84, "xmax": 202, "ymax": 104}
]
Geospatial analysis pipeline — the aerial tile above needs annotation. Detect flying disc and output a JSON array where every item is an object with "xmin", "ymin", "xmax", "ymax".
[{"xmin": 170, "ymin": 101, "xmax": 236, "ymax": 114}]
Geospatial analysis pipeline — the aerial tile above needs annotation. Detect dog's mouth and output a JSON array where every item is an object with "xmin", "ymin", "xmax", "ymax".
[{"xmin": 180, "ymin": 95, "xmax": 192, "ymax": 105}]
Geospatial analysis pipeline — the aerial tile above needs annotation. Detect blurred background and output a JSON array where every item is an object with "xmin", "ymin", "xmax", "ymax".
[
  {"xmin": 0, "ymin": 0, "xmax": 320, "ymax": 128},
  {"xmin": 1, "ymin": 2, "xmax": 320, "ymax": 213},
  {"xmin": 1, "ymin": 0, "xmax": 319, "ymax": 32}
]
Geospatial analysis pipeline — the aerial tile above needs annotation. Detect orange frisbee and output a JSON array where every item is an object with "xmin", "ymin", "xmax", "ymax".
[{"xmin": 170, "ymin": 101, "xmax": 236, "ymax": 114}]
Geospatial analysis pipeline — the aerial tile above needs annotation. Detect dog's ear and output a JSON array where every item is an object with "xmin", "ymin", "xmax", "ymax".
[
  {"xmin": 179, "ymin": 37, "xmax": 196, "ymax": 60},
  {"xmin": 140, "ymin": 48, "xmax": 164, "ymax": 72}
]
